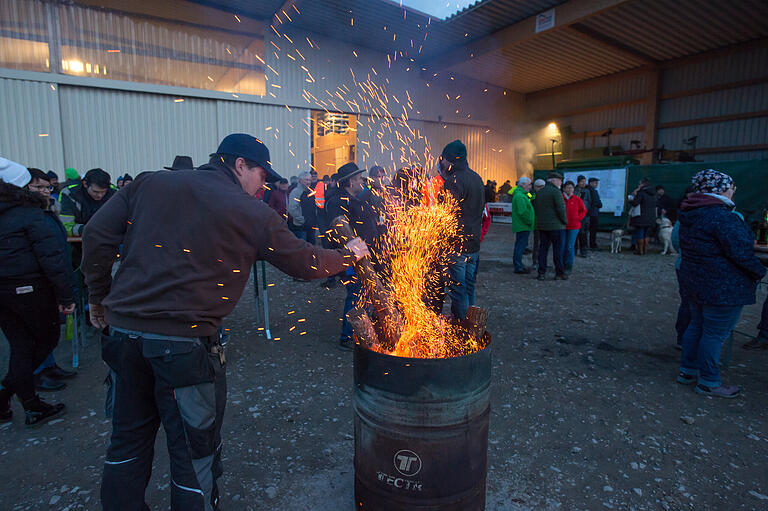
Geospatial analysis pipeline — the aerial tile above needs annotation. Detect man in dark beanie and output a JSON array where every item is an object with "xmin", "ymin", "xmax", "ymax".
[
  {"xmin": 82, "ymin": 133, "xmax": 369, "ymax": 511},
  {"xmin": 436, "ymin": 139, "xmax": 485, "ymax": 321}
]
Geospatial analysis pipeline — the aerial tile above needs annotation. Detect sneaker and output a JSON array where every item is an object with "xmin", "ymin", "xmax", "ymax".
[
  {"xmin": 536, "ymin": 274, "xmax": 546, "ymax": 281},
  {"xmin": 23, "ymin": 396, "xmax": 66, "ymax": 427},
  {"xmin": 742, "ymin": 337, "xmax": 768, "ymax": 351},
  {"xmin": 695, "ymin": 383, "xmax": 740, "ymax": 399},
  {"xmin": 555, "ymin": 274, "xmax": 569, "ymax": 281},
  {"xmin": 44, "ymin": 364, "xmax": 77, "ymax": 380},
  {"xmin": 338, "ymin": 340, "xmax": 353, "ymax": 351},
  {"xmin": 676, "ymin": 372, "xmax": 696, "ymax": 385},
  {"xmin": 34, "ymin": 374, "xmax": 66, "ymax": 392}
]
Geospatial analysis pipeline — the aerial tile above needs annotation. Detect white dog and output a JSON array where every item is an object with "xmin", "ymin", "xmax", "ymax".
[
  {"xmin": 610, "ymin": 229, "xmax": 625, "ymax": 254},
  {"xmin": 657, "ymin": 216, "xmax": 676, "ymax": 255}
]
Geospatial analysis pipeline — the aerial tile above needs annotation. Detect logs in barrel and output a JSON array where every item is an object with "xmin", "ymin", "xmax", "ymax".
[{"xmin": 353, "ymin": 336, "xmax": 491, "ymax": 510}]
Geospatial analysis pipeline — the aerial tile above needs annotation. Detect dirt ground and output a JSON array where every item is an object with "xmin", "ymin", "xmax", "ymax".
[{"xmin": 1, "ymin": 223, "xmax": 767, "ymax": 511}]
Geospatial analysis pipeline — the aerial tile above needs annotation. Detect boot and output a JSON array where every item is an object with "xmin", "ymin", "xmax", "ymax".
[
  {"xmin": 643, "ymin": 238, "xmax": 650, "ymax": 255},
  {"xmin": 44, "ymin": 364, "xmax": 77, "ymax": 380},
  {"xmin": 35, "ymin": 373, "xmax": 67, "ymax": 392},
  {"xmin": 0, "ymin": 387, "xmax": 12, "ymax": 423},
  {"xmin": 22, "ymin": 395, "xmax": 65, "ymax": 428}
]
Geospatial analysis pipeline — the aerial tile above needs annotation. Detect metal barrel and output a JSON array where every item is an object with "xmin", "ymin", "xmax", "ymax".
[{"xmin": 353, "ymin": 337, "xmax": 491, "ymax": 510}]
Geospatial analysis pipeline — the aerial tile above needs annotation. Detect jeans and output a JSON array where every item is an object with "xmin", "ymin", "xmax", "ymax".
[
  {"xmin": 680, "ymin": 303, "xmax": 743, "ymax": 388},
  {"xmin": 532, "ymin": 230, "xmax": 540, "ymax": 266},
  {"xmin": 562, "ymin": 229, "xmax": 579, "ymax": 271},
  {"xmin": 447, "ymin": 252, "xmax": 480, "ymax": 320},
  {"xmin": 101, "ymin": 329, "xmax": 226, "ymax": 511},
  {"xmin": 0, "ymin": 281, "xmax": 60, "ymax": 401},
  {"xmin": 34, "ymin": 353, "xmax": 56, "ymax": 375},
  {"xmin": 513, "ymin": 231, "xmax": 531, "ymax": 272},
  {"xmin": 631, "ymin": 226, "xmax": 649, "ymax": 244},
  {"xmin": 538, "ymin": 230, "xmax": 565, "ymax": 276},
  {"xmin": 674, "ymin": 270, "xmax": 690, "ymax": 346},
  {"xmin": 340, "ymin": 268, "xmax": 362, "ymax": 343}
]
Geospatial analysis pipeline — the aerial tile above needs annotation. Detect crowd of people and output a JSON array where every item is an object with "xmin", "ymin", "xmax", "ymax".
[{"xmin": 0, "ymin": 137, "xmax": 766, "ymax": 510}]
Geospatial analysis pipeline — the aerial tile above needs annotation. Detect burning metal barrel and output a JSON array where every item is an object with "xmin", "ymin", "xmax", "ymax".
[{"xmin": 353, "ymin": 336, "xmax": 491, "ymax": 510}]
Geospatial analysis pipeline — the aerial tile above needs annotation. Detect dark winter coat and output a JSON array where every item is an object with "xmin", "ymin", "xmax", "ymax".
[
  {"xmin": 59, "ymin": 183, "xmax": 116, "ymax": 236},
  {"xmin": 81, "ymin": 162, "xmax": 352, "ymax": 337},
  {"xmin": 678, "ymin": 194, "xmax": 766, "ymax": 306},
  {"xmin": 533, "ymin": 182, "xmax": 567, "ymax": 231},
  {"xmin": 325, "ymin": 186, "xmax": 379, "ymax": 246},
  {"xmin": 441, "ymin": 164, "xmax": 485, "ymax": 254},
  {"xmin": 0, "ymin": 182, "xmax": 74, "ymax": 305},
  {"xmin": 629, "ymin": 185, "xmax": 657, "ymax": 228},
  {"xmin": 588, "ymin": 186, "xmax": 602, "ymax": 217}
]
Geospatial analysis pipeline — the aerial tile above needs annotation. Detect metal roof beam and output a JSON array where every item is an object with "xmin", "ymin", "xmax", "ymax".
[
  {"xmin": 422, "ymin": 0, "xmax": 633, "ymax": 70},
  {"xmin": 568, "ymin": 23, "xmax": 657, "ymax": 65}
]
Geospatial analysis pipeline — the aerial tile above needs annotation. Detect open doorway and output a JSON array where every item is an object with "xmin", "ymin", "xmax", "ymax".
[{"xmin": 311, "ymin": 111, "xmax": 356, "ymax": 177}]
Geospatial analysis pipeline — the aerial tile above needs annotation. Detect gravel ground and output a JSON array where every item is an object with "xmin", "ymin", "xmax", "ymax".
[{"xmin": 1, "ymin": 223, "xmax": 767, "ymax": 511}]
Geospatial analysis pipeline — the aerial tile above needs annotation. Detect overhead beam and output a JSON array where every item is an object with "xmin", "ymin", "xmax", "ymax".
[
  {"xmin": 569, "ymin": 23, "xmax": 657, "ymax": 64},
  {"xmin": 423, "ymin": 0, "xmax": 632, "ymax": 70}
]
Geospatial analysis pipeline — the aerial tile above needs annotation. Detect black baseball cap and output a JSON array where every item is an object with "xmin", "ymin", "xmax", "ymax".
[{"xmin": 214, "ymin": 133, "xmax": 282, "ymax": 183}]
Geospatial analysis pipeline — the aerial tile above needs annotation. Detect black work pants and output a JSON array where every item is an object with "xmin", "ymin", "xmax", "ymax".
[
  {"xmin": 100, "ymin": 330, "xmax": 226, "ymax": 511},
  {"xmin": 538, "ymin": 229, "xmax": 565, "ymax": 276},
  {"xmin": 0, "ymin": 280, "xmax": 60, "ymax": 401},
  {"xmin": 589, "ymin": 215, "xmax": 600, "ymax": 248},
  {"xmin": 576, "ymin": 218, "xmax": 590, "ymax": 256}
]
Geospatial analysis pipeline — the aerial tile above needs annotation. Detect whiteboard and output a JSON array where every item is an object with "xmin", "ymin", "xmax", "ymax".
[{"xmin": 564, "ymin": 168, "xmax": 627, "ymax": 216}]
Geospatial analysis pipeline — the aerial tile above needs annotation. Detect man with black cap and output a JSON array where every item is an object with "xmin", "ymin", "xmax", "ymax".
[
  {"xmin": 436, "ymin": 140, "xmax": 485, "ymax": 321},
  {"xmin": 575, "ymin": 175, "xmax": 592, "ymax": 257},
  {"xmin": 533, "ymin": 172, "xmax": 568, "ymax": 280},
  {"xmin": 325, "ymin": 162, "xmax": 379, "ymax": 349},
  {"xmin": 81, "ymin": 133, "xmax": 368, "ymax": 511}
]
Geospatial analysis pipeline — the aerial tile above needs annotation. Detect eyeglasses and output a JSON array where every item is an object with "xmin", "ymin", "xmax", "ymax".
[{"xmin": 28, "ymin": 184, "xmax": 53, "ymax": 192}]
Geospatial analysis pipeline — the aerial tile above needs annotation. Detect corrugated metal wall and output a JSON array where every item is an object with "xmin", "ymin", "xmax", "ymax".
[
  {"xmin": 215, "ymin": 101, "xmax": 311, "ymax": 176},
  {"xmin": 59, "ymin": 86, "xmax": 217, "ymax": 177},
  {"xmin": 524, "ymin": 45, "xmax": 768, "ymax": 164},
  {"xmin": 0, "ymin": 78, "xmax": 65, "ymax": 171}
]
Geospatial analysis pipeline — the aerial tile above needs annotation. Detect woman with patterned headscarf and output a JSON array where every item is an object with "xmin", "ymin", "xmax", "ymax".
[{"xmin": 676, "ymin": 169, "xmax": 765, "ymax": 398}]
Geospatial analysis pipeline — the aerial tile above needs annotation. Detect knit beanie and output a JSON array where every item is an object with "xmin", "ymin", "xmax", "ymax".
[
  {"xmin": 0, "ymin": 157, "xmax": 31, "ymax": 188},
  {"xmin": 441, "ymin": 140, "xmax": 467, "ymax": 163},
  {"xmin": 65, "ymin": 167, "xmax": 80, "ymax": 180},
  {"xmin": 692, "ymin": 169, "xmax": 734, "ymax": 194}
]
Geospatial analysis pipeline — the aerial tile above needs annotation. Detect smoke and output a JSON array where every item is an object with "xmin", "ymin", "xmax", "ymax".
[{"xmin": 513, "ymin": 137, "xmax": 536, "ymax": 179}]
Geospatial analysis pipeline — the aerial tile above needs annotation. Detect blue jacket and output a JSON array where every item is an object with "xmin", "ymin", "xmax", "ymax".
[{"xmin": 678, "ymin": 194, "xmax": 765, "ymax": 306}]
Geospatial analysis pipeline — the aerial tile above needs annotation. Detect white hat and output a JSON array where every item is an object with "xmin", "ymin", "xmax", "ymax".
[
  {"xmin": 0, "ymin": 157, "xmax": 31, "ymax": 188},
  {"xmin": 533, "ymin": 178, "xmax": 546, "ymax": 187}
]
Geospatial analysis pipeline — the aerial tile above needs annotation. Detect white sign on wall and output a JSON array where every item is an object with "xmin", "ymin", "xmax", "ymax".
[
  {"xmin": 563, "ymin": 168, "xmax": 628, "ymax": 216},
  {"xmin": 535, "ymin": 9, "xmax": 555, "ymax": 33}
]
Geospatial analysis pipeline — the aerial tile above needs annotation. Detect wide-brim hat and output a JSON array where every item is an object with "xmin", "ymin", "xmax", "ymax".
[
  {"xmin": 336, "ymin": 162, "xmax": 365, "ymax": 182},
  {"xmin": 214, "ymin": 133, "xmax": 282, "ymax": 183},
  {"xmin": 165, "ymin": 155, "xmax": 194, "ymax": 171}
]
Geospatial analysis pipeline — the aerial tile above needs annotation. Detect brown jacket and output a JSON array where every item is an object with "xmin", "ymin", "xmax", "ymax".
[{"xmin": 82, "ymin": 162, "xmax": 353, "ymax": 337}]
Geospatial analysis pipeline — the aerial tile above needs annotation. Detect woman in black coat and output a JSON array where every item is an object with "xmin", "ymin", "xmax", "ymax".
[
  {"xmin": 0, "ymin": 160, "xmax": 75, "ymax": 427},
  {"xmin": 628, "ymin": 178, "xmax": 657, "ymax": 255}
]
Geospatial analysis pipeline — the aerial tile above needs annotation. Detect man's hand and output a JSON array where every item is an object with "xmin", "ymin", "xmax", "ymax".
[
  {"xmin": 59, "ymin": 303, "xmax": 75, "ymax": 314},
  {"xmin": 345, "ymin": 237, "xmax": 370, "ymax": 261},
  {"xmin": 89, "ymin": 303, "xmax": 108, "ymax": 329}
]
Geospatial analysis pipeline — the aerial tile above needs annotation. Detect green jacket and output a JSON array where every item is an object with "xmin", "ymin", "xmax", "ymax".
[
  {"xmin": 510, "ymin": 187, "xmax": 534, "ymax": 232},
  {"xmin": 533, "ymin": 182, "xmax": 567, "ymax": 231}
]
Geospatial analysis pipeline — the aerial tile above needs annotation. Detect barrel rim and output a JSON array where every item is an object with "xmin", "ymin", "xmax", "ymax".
[{"xmin": 354, "ymin": 335, "xmax": 491, "ymax": 365}]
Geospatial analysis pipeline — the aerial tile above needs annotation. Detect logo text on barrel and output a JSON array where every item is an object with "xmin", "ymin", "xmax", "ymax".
[{"xmin": 393, "ymin": 450, "xmax": 422, "ymax": 477}]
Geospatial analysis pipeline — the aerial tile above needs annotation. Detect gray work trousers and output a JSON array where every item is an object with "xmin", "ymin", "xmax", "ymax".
[{"xmin": 100, "ymin": 328, "xmax": 226, "ymax": 511}]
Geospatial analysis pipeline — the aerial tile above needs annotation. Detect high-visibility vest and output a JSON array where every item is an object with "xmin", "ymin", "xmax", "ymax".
[{"xmin": 315, "ymin": 181, "xmax": 325, "ymax": 209}]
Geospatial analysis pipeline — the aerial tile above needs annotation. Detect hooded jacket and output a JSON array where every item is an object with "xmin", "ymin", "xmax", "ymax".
[
  {"xmin": 0, "ymin": 181, "xmax": 74, "ymax": 305},
  {"xmin": 563, "ymin": 193, "xmax": 587, "ymax": 230},
  {"xmin": 678, "ymin": 193, "xmax": 765, "ymax": 306},
  {"xmin": 441, "ymin": 162, "xmax": 485, "ymax": 254},
  {"xmin": 82, "ymin": 162, "xmax": 354, "ymax": 337},
  {"xmin": 628, "ymin": 184, "xmax": 657, "ymax": 228},
  {"xmin": 59, "ymin": 183, "xmax": 116, "ymax": 236}
]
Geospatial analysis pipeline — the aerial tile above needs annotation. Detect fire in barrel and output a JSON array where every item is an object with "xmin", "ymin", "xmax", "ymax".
[{"xmin": 330, "ymin": 166, "xmax": 492, "ymax": 510}]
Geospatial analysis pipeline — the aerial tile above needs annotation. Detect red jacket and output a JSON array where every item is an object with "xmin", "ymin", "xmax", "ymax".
[
  {"xmin": 563, "ymin": 193, "xmax": 587, "ymax": 230},
  {"xmin": 480, "ymin": 204, "xmax": 491, "ymax": 241}
]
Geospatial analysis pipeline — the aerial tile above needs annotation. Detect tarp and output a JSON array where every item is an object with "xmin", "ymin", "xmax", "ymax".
[{"xmin": 535, "ymin": 159, "xmax": 768, "ymax": 231}]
